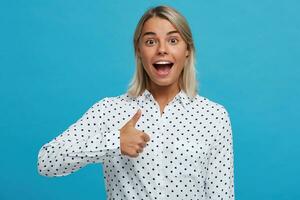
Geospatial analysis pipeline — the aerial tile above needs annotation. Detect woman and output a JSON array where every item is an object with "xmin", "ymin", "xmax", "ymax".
[{"xmin": 38, "ymin": 5, "xmax": 235, "ymax": 199}]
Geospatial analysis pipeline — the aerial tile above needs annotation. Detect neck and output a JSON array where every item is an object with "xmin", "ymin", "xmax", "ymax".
[{"xmin": 147, "ymin": 82, "xmax": 181, "ymax": 103}]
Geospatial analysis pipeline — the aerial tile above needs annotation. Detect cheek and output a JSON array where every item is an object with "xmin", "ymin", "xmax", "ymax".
[
  {"xmin": 140, "ymin": 53, "xmax": 153, "ymax": 73},
  {"xmin": 175, "ymin": 51, "xmax": 188, "ymax": 65},
  {"xmin": 172, "ymin": 46, "xmax": 188, "ymax": 60},
  {"xmin": 140, "ymin": 50, "xmax": 154, "ymax": 64},
  {"xmin": 173, "ymin": 52, "xmax": 188, "ymax": 73}
]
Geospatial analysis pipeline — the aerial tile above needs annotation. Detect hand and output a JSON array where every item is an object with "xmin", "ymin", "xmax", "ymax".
[{"xmin": 119, "ymin": 109, "xmax": 150, "ymax": 158}]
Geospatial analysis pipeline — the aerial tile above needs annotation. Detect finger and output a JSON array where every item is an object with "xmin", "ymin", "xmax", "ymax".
[
  {"xmin": 130, "ymin": 109, "xmax": 141, "ymax": 126},
  {"xmin": 133, "ymin": 153, "xmax": 139, "ymax": 158},
  {"xmin": 142, "ymin": 133, "xmax": 150, "ymax": 142},
  {"xmin": 139, "ymin": 148, "xmax": 143, "ymax": 153},
  {"xmin": 132, "ymin": 149, "xmax": 139, "ymax": 157},
  {"xmin": 136, "ymin": 148, "xmax": 143, "ymax": 153},
  {"xmin": 138, "ymin": 142, "xmax": 146, "ymax": 149}
]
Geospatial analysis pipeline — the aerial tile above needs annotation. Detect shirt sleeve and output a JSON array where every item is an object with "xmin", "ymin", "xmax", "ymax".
[
  {"xmin": 204, "ymin": 107, "xmax": 235, "ymax": 199},
  {"xmin": 37, "ymin": 98, "xmax": 121, "ymax": 177}
]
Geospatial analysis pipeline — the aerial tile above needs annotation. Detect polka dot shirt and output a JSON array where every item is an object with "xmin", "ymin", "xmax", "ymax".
[{"xmin": 38, "ymin": 89, "xmax": 235, "ymax": 200}]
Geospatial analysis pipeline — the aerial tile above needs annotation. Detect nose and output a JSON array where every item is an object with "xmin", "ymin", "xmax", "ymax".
[{"xmin": 157, "ymin": 42, "xmax": 168, "ymax": 55}]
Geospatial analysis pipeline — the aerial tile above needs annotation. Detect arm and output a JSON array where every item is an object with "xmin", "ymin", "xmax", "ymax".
[
  {"xmin": 204, "ymin": 107, "xmax": 235, "ymax": 199},
  {"xmin": 37, "ymin": 98, "xmax": 121, "ymax": 177}
]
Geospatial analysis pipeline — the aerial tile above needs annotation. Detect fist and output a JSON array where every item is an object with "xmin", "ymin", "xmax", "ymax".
[{"xmin": 119, "ymin": 109, "xmax": 150, "ymax": 158}]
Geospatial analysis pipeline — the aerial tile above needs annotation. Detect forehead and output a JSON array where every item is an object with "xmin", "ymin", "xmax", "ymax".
[{"xmin": 141, "ymin": 17, "xmax": 178, "ymax": 34}]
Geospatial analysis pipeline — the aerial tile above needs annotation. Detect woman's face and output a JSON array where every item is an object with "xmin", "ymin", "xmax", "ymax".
[{"xmin": 138, "ymin": 17, "xmax": 189, "ymax": 90}]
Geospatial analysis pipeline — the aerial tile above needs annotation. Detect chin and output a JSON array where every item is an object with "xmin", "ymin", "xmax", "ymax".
[{"xmin": 150, "ymin": 78, "xmax": 177, "ymax": 88}]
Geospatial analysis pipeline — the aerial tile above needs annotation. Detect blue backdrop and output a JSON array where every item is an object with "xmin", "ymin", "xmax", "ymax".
[{"xmin": 1, "ymin": 0, "xmax": 299, "ymax": 199}]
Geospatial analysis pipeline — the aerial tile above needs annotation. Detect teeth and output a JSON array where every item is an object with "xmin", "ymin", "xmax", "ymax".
[{"xmin": 154, "ymin": 61, "xmax": 172, "ymax": 64}]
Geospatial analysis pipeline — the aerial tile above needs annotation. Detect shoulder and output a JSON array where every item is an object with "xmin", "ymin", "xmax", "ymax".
[
  {"xmin": 192, "ymin": 94, "xmax": 230, "ymax": 118},
  {"xmin": 91, "ymin": 92, "xmax": 136, "ymax": 109},
  {"xmin": 193, "ymin": 95, "xmax": 232, "ymax": 138}
]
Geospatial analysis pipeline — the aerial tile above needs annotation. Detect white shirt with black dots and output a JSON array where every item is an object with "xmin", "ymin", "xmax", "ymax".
[{"xmin": 38, "ymin": 89, "xmax": 235, "ymax": 200}]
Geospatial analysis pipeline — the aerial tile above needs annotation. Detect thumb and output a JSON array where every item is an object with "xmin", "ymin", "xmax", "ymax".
[{"xmin": 130, "ymin": 109, "xmax": 141, "ymax": 126}]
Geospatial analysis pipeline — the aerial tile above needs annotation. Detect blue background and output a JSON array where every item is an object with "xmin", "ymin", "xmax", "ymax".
[{"xmin": 1, "ymin": 0, "xmax": 299, "ymax": 199}]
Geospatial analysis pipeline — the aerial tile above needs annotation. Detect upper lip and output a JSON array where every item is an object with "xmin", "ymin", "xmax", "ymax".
[{"xmin": 152, "ymin": 60, "xmax": 174, "ymax": 64}]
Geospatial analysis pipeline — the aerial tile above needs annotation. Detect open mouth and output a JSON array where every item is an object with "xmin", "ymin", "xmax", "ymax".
[{"xmin": 152, "ymin": 61, "xmax": 174, "ymax": 76}]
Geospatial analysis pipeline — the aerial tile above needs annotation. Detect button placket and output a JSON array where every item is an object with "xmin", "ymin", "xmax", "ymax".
[{"xmin": 151, "ymin": 99, "xmax": 170, "ymax": 196}]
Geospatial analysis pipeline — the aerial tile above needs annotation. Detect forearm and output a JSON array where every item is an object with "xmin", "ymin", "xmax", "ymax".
[{"xmin": 37, "ymin": 129, "xmax": 120, "ymax": 177}]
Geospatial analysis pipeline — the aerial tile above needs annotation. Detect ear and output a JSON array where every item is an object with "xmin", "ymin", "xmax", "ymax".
[
  {"xmin": 137, "ymin": 49, "xmax": 140, "ymax": 58},
  {"xmin": 136, "ymin": 46, "xmax": 141, "ymax": 58},
  {"xmin": 185, "ymin": 48, "xmax": 190, "ymax": 57}
]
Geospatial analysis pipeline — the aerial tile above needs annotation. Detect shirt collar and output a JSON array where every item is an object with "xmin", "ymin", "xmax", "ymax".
[{"xmin": 136, "ymin": 89, "xmax": 191, "ymax": 109}]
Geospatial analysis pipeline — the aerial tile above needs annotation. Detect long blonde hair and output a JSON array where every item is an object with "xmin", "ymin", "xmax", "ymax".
[{"xmin": 127, "ymin": 5, "xmax": 198, "ymax": 98}]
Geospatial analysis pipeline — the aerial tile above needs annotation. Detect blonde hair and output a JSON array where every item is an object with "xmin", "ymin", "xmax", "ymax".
[{"xmin": 127, "ymin": 5, "xmax": 198, "ymax": 98}]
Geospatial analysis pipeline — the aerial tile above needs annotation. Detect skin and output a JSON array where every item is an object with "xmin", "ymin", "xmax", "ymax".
[
  {"xmin": 120, "ymin": 17, "xmax": 190, "ymax": 158},
  {"xmin": 120, "ymin": 109, "xmax": 149, "ymax": 158},
  {"xmin": 137, "ymin": 17, "xmax": 189, "ymax": 114}
]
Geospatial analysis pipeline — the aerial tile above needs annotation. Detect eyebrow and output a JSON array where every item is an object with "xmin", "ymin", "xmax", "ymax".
[{"xmin": 142, "ymin": 30, "xmax": 179, "ymax": 37}]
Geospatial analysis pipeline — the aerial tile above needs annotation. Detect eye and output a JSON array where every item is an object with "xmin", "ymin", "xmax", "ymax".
[
  {"xmin": 145, "ymin": 39, "xmax": 156, "ymax": 46},
  {"xmin": 169, "ymin": 38, "xmax": 178, "ymax": 45}
]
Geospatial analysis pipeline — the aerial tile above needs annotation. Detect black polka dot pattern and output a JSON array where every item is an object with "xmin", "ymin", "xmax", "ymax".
[{"xmin": 38, "ymin": 89, "xmax": 235, "ymax": 199}]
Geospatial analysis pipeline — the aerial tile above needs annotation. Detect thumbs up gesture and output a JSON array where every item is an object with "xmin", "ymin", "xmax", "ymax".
[{"xmin": 119, "ymin": 109, "xmax": 150, "ymax": 158}]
